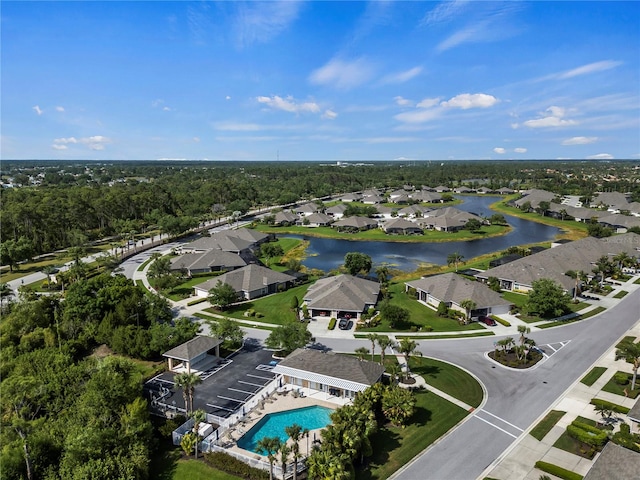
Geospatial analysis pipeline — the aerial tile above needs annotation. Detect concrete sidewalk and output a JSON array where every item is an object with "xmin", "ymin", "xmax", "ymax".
[{"xmin": 482, "ymin": 320, "xmax": 640, "ymax": 480}]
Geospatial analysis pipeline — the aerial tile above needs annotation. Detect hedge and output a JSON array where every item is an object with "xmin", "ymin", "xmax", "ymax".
[
  {"xmin": 567, "ymin": 424, "xmax": 608, "ymax": 447},
  {"xmin": 187, "ymin": 297, "xmax": 207, "ymax": 306},
  {"xmin": 534, "ymin": 461, "xmax": 584, "ymax": 480},
  {"xmin": 590, "ymin": 398, "xmax": 630, "ymax": 414},
  {"xmin": 328, "ymin": 318, "xmax": 337, "ymax": 330},
  {"xmin": 204, "ymin": 452, "xmax": 269, "ymax": 480},
  {"xmin": 494, "ymin": 316, "xmax": 511, "ymax": 327}
]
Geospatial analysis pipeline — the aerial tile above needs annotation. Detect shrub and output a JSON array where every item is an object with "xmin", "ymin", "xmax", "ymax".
[
  {"xmin": 204, "ymin": 452, "xmax": 269, "ymax": 480},
  {"xmin": 245, "ymin": 309, "xmax": 256, "ymax": 317},
  {"xmin": 423, "ymin": 325, "xmax": 433, "ymax": 332},
  {"xmin": 493, "ymin": 316, "xmax": 510, "ymax": 327},
  {"xmin": 255, "ymin": 312, "xmax": 264, "ymax": 318},
  {"xmin": 406, "ymin": 286, "xmax": 417, "ymax": 297},
  {"xmin": 614, "ymin": 372, "xmax": 630, "ymax": 385},
  {"xmin": 328, "ymin": 318, "xmax": 337, "ymax": 330},
  {"xmin": 590, "ymin": 398, "xmax": 630, "ymax": 414},
  {"xmin": 534, "ymin": 461, "xmax": 584, "ymax": 480},
  {"xmin": 187, "ymin": 297, "xmax": 207, "ymax": 306},
  {"xmin": 567, "ymin": 423, "xmax": 608, "ymax": 447}
]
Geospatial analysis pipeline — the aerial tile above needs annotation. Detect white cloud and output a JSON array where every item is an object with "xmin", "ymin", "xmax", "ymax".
[
  {"xmin": 514, "ymin": 147, "xmax": 527, "ymax": 153},
  {"xmin": 422, "ymin": 0, "xmax": 470, "ymax": 25},
  {"xmin": 256, "ymin": 95, "xmax": 321, "ymax": 114},
  {"xmin": 151, "ymin": 99, "xmax": 164, "ymax": 107},
  {"xmin": 234, "ymin": 1, "xmax": 301, "ymax": 47},
  {"xmin": 52, "ymin": 135, "xmax": 112, "ymax": 150},
  {"xmin": 493, "ymin": 147, "xmax": 506, "ymax": 154},
  {"xmin": 225, "ymin": 96, "xmax": 231, "ymax": 100},
  {"xmin": 394, "ymin": 96, "xmax": 413, "ymax": 107},
  {"xmin": 394, "ymin": 108, "xmax": 442, "ymax": 124},
  {"xmin": 417, "ymin": 97, "xmax": 441, "ymax": 108},
  {"xmin": 586, "ymin": 153, "xmax": 614, "ymax": 160},
  {"xmin": 380, "ymin": 66, "xmax": 423, "ymax": 85},
  {"xmin": 55, "ymin": 106, "xmax": 65, "ymax": 112},
  {"xmin": 32, "ymin": 105, "xmax": 43, "ymax": 115},
  {"xmin": 309, "ymin": 57, "xmax": 375, "ymax": 89},
  {"xmin": 322, "ymin": 109, "xmax": 338, "ymax": 120},
  {"xmin": 558, "ymin": 60, "xmax": 622, "ymax": 79},
  {"xmin": 562, "ymin": 136, "xmax": 598, "ymax": 146},
  {"xmin": 163, "ymin": 106, "xmax": 171, "ymax": 111},
  {"xmin": 215, "ymin": 122, "xmax": 263, "ymax": 131},
  {"xmin": 522, "ymin": 106, "xmax": 577, "ymax": 128},
  {"xmin": 440, "ymin": 93, "xmax": 499, "ymax": 109},
  {"xmin": 193, "ymin": 137, "xmax": 201, "ymax": 142}
]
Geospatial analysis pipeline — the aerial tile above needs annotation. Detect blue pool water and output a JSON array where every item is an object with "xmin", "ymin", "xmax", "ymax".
[{"xmin": 237, "ymin": 405, "xmax": 333, "ymax": 453}]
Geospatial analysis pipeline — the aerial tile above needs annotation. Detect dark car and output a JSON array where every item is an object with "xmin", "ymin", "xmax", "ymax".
[
  {"xmin": 338, "ymin": 318, "xmax": 351, "ymax": 330},
  {"xmin": 479, "ymin": 315, "xmax": 497, "ymax": 326}
]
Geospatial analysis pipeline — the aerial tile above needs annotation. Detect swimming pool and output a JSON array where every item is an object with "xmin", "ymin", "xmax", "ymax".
[{"xmin": 237, "ymin": 405, "xmax": 333, "ymax": 453}]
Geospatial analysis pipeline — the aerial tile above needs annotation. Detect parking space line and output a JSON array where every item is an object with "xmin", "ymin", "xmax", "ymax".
[
  {"xmin": 217, "ymin": 395, "xmax": 247, "ymax": 404},
  {"xmin": 239, "ymin": 380, "xmax": 268, "ymax": 388},
  {"xmin": 229, "ymin": 387, "xmax": 259, "ymax": 395},
  {"xmin": 480, "ymin": 410, "xmax": 523, "ymax": 432},
  {"xmin": 206, "ymin": 403, "xmax": 234, "ymax": 412},
  {"xmin": 473, "ymin": 415, "xmax": 518, "ymax": 439},
  {"xmin": 547, "ymin": 344, "xmax": 557, "ymax": 353},
  {"xmin": 247, "ymin": 373, "xmax": 274, "ymax": 381}
]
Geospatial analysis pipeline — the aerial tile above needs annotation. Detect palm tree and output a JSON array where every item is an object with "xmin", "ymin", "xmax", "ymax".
[
  {"xmin": 174, "ymin": 372, "xmax": 202, "ymax": 414},
  {"xmin": 0, "ymin": 282, "xmax": 14, "ymax": 302},
  {"xmin": 256, "ymin": 436, "xmax": 282, "ymax": 480},
  {"xmin": 447, "ymin": 252, "xmax": 464, "ymax": 272},
  {"xmin": 191, "ymin": 409, "xmax": 206, "ymax": 458},
  {"xmin": 377, "ymin": 336, "xmax": 394, "ymax": 367},
  {"xmin": 615, "ymin": 340, "xmax": 640, "ymax": 391},
  {"xmin": 306, "ymin": 449, "xmax": 350, "ymax": 480},
  {"xmin": 375, "ymin": 265, "xmax": 389, "ymax": 285},
  {"xmin": 285, "ymin": 424, "xmax": 303, "ymax": 480},
  {"xmin": 566, "ymin": 270, "xmax": 587, "ymax": 301},
  {"xmin": 382, "ymin": 385, "xmax": 416, "ymax": 427},
  {"xmin": 595, "ymin": 255, "xmax": 612, "ymax": 288},
  {"xmin": 398, "ymin": 338, "xmax": 422, "ymax": 381},
  {"xmin": 278, "ymin": 442, "xmax": 291, "ymax": 480},
  {"xmin": 460, "ymin": 299, "xmax": 476, "ymax": 324},
  {"xmin": 366, "ymin": 333, "xmax": 379, "ymax": 361},
  {"xmin": 355, "ymin": 347, "xmax": 369, "ymax": 360},
  {"xmin": 613, "ymin": 251, "xmax": 632, "ymax": 271}
]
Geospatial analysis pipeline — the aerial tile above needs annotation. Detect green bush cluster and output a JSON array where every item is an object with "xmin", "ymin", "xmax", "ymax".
[
  {"xmin": 328, "ymin": 318, "xmax": 337, "ymax": 330},
  {"xmin": 494, "ymin": 316, "xmax": 511, "ymax": 327},
  {"xmin": 534, "ymin": 461, "xmax": 584, "ymax": 480},
  {"xmin": 614, "ymin": 372, "xmax": 630, "ymax": 385},
  {"xmin": 567, "ymin": 421, "xmax": 608, "ymax": 447},
  {"xmin": 204, "ymin": 452, "xmax": 269, "ymax": 480},
  {"xmin": 590, "ymin": 398, "xmax": 630, "ymax": 414},
  {"xmin": 186, "ymin": 297, "xmax": 207, "ymax": 306}
]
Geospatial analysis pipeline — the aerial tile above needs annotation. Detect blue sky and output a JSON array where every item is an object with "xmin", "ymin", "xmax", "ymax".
[{"xmin": 2, "ymin": 1, "xmax": 639, "ymax": 161}]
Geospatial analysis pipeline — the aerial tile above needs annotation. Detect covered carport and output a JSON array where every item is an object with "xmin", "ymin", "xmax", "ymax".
[{"xmin": 163, "ymin": 335, "xmax": 223, "ymax": 374}]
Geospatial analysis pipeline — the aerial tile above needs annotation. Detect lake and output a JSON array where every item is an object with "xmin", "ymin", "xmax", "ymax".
[{"xmin": 286, "ymin": 196, "xmax": 562, "ymax": 272}]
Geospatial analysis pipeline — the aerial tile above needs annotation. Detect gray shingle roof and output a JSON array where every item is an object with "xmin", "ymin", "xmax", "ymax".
[
  {"xmin": 406, "ymin": 272, "xmax": 510, "ymax": 309},
  {"xmin": 304, "ymin": 274, "xmax": 380, "ymax": 312},
  {"xmin": 275, "ymin": 348, "xmax": 384, "ymax": 387},
  {"xmin": 333, "ymin": 216, "xmax": 378, "ymax": 229},
  {"xmin": 162, "ymin": 335, "xmax": 223, "ymax": 362},
  {"xmin": 195, "ymin": 264, "xmax": 296, "ymax": 294},
  {"xmin": 170, "ymin": 250, "xmax": 247, "ymax": 271},
  {"xmin": 584, "ymin": 442, "xmax": 640, "ymax": 480}
]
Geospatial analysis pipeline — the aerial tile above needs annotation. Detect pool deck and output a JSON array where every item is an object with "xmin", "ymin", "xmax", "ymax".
[{"xmin": 221, "ymin": 387, "xmax": 345, "ymax": 460}]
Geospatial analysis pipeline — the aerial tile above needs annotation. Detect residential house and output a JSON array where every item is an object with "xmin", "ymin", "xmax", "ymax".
[
  {"xmin": 273, "ymin": 211, "xmax": 299, "ymax": 226},
  {"xmin": 590, "ymin": 192, "xmax": 630, "ymax": 212},
  {"xmin": 583, "ymin": 442, "xmax": 640, "ymax": 480},
  {"xmin": 417, "ymin": 207, "xmax": 484, "ymax": 232},
  {"xmin": 332, "ymin": 216, "xmax": 379, "ymax": 233},
  {"xmin": 304, "ymin": 274, "xmax": 380, "ymax": 320},
  {"xmin": 397, "ymin": 205, "xmax": 432, "ymax": 218},
  {"xmin": 383, "ymin": 217, "xmax": 423, "ymax": 235},
  {"xmin": 295, "ymin": 202, "xmax": 322, "ymax": 216},
  {"xmin": 513, "ymin": 189, "xmax": 556, "ymax": 210},
  {"xmin": 272, "ymin": 348, "xmax": 385, "ymax": 400},
  {"xmin": 325, "ymin": 204, "xmax": 348, "ymax": 219},
  {"xmin": 405, "ymin": 272, "xmax": 511, "ymax": 318},
  {"xmin": 301, "ymin": 212, "xmax": 334, "ymax": 227},
  {"xmin": 597, "ymin": 213, "xmax": 640, "ymax": 233},
  {"xmin": 170, "ymin": 249, "xmax": 247, "ymax": 275},
  {"xmin": 362, "ymin": 194, "xmax": 384, "ymax": 205},
  {"xmin": 193, "ymin": 264, "xmax": 297, "ymax": 300},
  {"xmin": 340, "ymin": 192, "xmax": 362, "ymax": 202}
]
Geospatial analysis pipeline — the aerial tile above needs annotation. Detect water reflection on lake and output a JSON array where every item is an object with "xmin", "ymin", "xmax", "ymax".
[{"xmin": 287, "ymin": 196, "xmax": 562, "ymax": 272}]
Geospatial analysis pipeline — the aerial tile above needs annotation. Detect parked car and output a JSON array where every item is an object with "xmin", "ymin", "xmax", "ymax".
[
  {"xmin": 479, "ymin": 315, "xmax": 497, "ymax": 326},
  {"xmin": 338, "ymin": 318, "xmax": 351, "ymax": 330}
]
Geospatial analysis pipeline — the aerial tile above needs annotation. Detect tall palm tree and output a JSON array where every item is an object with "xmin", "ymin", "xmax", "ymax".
[
  {"xmin": 278, "ymin": 442, "xmax": 291, "ymax": 480},
  {"xmin": 398, "ymin": 338, "xmax": 422, "ymax": 381},
  {"xmin": 285, "ymin": 423, "xmax": 303, "ymax": 480},
  {"xmin": 615, "ymin": 340, "xmax": 640, "ymax": 391},
  {"xmin": 447, "ymin": 252, "xmax": 464, "ymax": 272},
  {"xmin": 191, "ymin": 409, "xmax": 206, "ymax": 458},
  {"xmin": 306, "ymin": 449, "xmax": 350, "ymax": 480},
  {"xmin": 355, "ymin": 347, "xmax": 369, "ymax": 361},
  {"xmin": 174, "ymin": 372, "xmax": 202, "ymax": 414},
  {"xmin": 376, "ymin": 336, "xmax": 394, "ymax": 367},
  {"xmin": 460, "ymin": 299, "xmax": 476, "ymax": 324},
  {"xmin": 366, "ymin": 333, "xmax": 379, "ymax": 361},
  {"xmin": 256, "ymin": 436, "xmax": 281, "ymax": 480}
]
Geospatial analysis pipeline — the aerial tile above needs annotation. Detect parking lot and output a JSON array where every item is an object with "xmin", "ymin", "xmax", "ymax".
[{"xmin": 145, "ymin": 339, "xmax": 278, "ymax": 419}]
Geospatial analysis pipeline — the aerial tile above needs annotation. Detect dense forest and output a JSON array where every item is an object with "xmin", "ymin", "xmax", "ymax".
[
  {"xmin": 0, "ymin": 273, "xmax": 199, "ymax": 479},
  {"xmin": 1, "ymin": 160, "xmax": 639, "ymax": 256}
]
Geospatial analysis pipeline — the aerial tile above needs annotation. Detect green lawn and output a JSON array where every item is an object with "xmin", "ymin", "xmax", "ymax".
[
  {"xmin": 530, "ymin": 410, "xmax": 566, "ymax": 441},
  {"xmin": 150, "ymin": 444, "xmax": 241, "ymax": 480},
  {"xmin": 601, "ymin": 371, "xmax": 640, "ymax": 399},
  {"xmin": 254, "ymin": 222, "xmax": 510, "ymax": 244},
  {"xmin": 613, "ymin": 290, "xmax": 628, "ymax": 299},
  {"xmin": 501, "ymin": 291, "xmax": 528, "ymax": 307},
  {"xmin": 204, "ymin": 282, "xmax": 312, "ymax": 325},
  {"xmin": 173, "ymin": 460, "xmax": 242, "ymax": 480},
  {"xmin": 165, "ymin": 275, "xmax": 221, "ymax": 301},
  {"xmin": 358, "ymin": 283, "xmax": 484, "ymax": 333},
  {"xmin": 409, "ymin": 356, "xmax": 484, "ymax": 407},
  {"xmin": 357, "ymin": 391, "xmax": 468, "ymax": 480},
  {"xmin": 616, "ymin": 336, "xmax": 637, "ymax": 348},
  {"xmin": 552, "ymin": 416, "xmax": 601, "ymax": 460},
  {"xmin": 395, "ymin": 331, "xmax": 494, "ymax": 340},
  {"xmin": 580, "ymin": 367, "xmax": 608, "ymax": 387}
]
